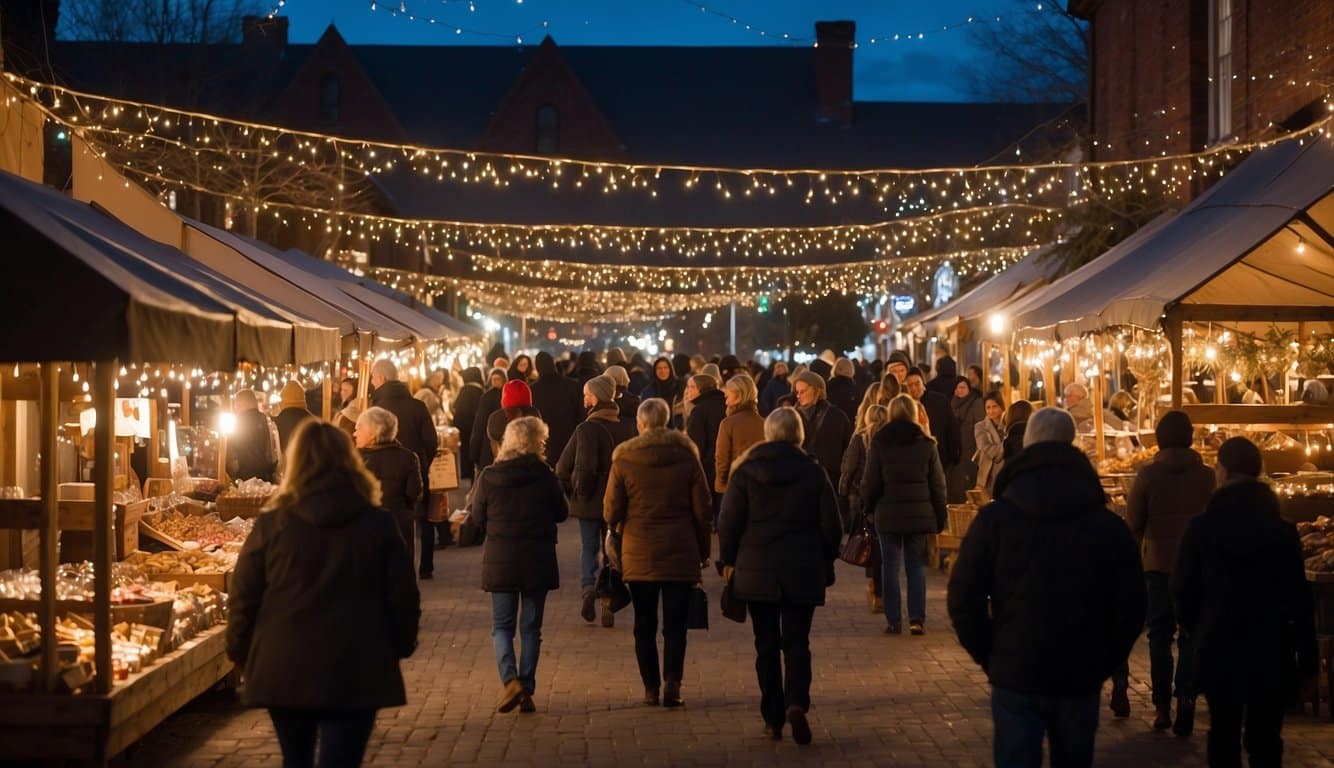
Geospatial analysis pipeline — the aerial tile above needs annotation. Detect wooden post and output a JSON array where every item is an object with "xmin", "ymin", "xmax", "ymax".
[
  {"xmin": 216, "ymin": 375, "xmax": 232, "ymax": 484},
  {"xmin": 1092, "ymin": 362, "xmax": 1106, "ymax": 465},
  {"xmin": 1165, "ymin": 313, "xmax": 1184, "ymax": 409},
  {"xmin": 93, "ymin": 360, "xmax": 115, "ymax": 694},
  {"xmin": 37, "ymin": 363, "xmax": 59, "ymax": 693},
  {"xmin": 321, "ymin": 369, "xmax": 332, "ymax": 421},
  {"xmin": 181, "ymin": 379, "xmax": 191, "ymax": 427},
  {"xmin": 1043, "ymin": 351, "xmax": 1057, "ymax": 407},
  {"xmin": 1000, "ymin": 342, "xmax": 1013, "ymax": 408}
]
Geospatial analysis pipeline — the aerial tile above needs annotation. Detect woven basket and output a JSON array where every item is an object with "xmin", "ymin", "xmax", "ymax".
[
  {"xmin": 947, "ymin": 504, "xmax": 978, "ymax": 538},
  {"xmin": 215, "ymin": 493, "xmax": 270, "ymax": 519}
]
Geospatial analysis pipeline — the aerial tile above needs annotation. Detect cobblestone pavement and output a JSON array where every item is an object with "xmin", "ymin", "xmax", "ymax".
[{"xmin": 119, "ymin": 501, "xmax": 1334, "ymax": 767}]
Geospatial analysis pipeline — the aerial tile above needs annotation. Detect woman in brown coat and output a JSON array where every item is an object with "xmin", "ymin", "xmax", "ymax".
[
  {"xmin": 604, "ymin": 398, "xmax": 712, "ymax": 709},
  {"xmin": 714, "ymin": 373, "xmax": 766, "ymax": 495}
]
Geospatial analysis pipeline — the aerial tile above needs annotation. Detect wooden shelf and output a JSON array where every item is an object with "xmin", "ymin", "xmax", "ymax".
[{"xmin": 1180, "ymin": 404, "xmax": 1334, "ymax": 428}]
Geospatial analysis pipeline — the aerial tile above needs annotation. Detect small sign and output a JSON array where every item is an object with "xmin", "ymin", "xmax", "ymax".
[{"xmin": 892, "ymin": 295, "xmax": 916, "ymax": 314}]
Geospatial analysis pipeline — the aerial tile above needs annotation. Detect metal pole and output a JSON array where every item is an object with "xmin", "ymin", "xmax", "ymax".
[
  {"xmin": 93, "ymin": 360, "xmax": 115, "ymax": 693},
  {"xmin": 729, "ymin": 302, "xmax": 737, "ymax": 355}
]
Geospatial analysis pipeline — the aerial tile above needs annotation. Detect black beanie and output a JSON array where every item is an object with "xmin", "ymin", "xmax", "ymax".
[{"xmin": 1154, "ymin": 410, "xmax": 1194, "ymax": 449}]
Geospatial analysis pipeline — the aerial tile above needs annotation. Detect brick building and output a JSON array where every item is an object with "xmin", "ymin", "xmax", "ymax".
[{"xmin": 1071, "ymin": 0, "xmax": 1333, "ymax": 166}]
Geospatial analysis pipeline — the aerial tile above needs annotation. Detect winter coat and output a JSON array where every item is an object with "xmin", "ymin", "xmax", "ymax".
[
  {"xmin": 918, "ymin": 390, "xmax": 960, "ymax": 467},
  {"xmin": 718, "ymin": 441, "xmax": 843, "ymax": 606},
  {"xmin": 468, "ymin": 387, "xmax": 503, "ymax": 473},
  {"xmin": 604, "ymin": 428, "xmax": 712, "ymax": 583},
  {"xmin": 226, "ymin": 478, "xmax": 420, "ymax": 709},
  {"xmin": 686, "ymin": 388, "xmax": 728, "ymax": 489},
  {"xmin": 973, "ymin": 417, "xmax": 1005, "ymax": 495},
  {"xmin": 1067, "ymin": 399, "xmax": 1095, "ymax": 433},
  {"xmin": 485, "ymin": 406, "xmax": 543, "ymax": 448},
  {"xmin": 371, "ymin": 380, "xmax": 439, "ymax": 491},
  {"xmin": 838, "ymin": 433, "xmax": 872, "ymax": 518},
  {"xmin": 798, "ymin": 399, "xmax": 853, "ymax": 490},
  {"xmin": 861, "ymin": 419, "xmax": 948, "ymax": 535},
  {"xmin": 946, "ymin": 442, "xmax": 1145, "ymax": 696},
  {"xmin": 714, "ymin": 404, "xmax": 766, "ymax": 493},
  {"xmin": 1125, "ymin": 447, "xmax": 1216, "ymax": 573},
  {"xmin": 1002, "ymin": 421, "xmax": 1027, "ymax": 462},
  {"xmin": 1173, "ymin": 479, "xmax": 1318, "ymax": 696},
  {"xmin": 616, "ymin": 390, "xmax": 642, "ymax": 425},
  {"xmin": 825, "ymin": 375, "xmax": 860, "ymax": 426},
  {"xmin": 452, "ymin": 383, "xmax": 483, "ymax": 478},
  {"xmin": 948, "ymin": 393, "xmax": 985, "ymax": 502},
  {"xmin": 471, "ymin": 453, "xmax": 569, "ymax": 593},
  {"xmin": 529, "ymin": 368, "xmax": 583, "ymax": 466},
  {"xmin": 360, "ymin": 442, "xmax": 423, "ymax": 548},
  {"xmin": 759, "ymin": 375, "xmax": 791, "ymax": 415},
  {"xmin": 554, "ymin": 405, "xmax": 637, "ymax": 520},
  {"xmin": 926, "ymin": 357, "xmax": 959, "ymax": 401},
  {"xmin": 229, "ymin": 409, "xmax": 277, "ymax": 482},
  {"xmin": 274, "ymin": 407, "xmax": 313, "ymax": 452}
]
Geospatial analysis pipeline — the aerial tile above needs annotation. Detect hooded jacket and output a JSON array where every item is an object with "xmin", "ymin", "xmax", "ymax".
[
  {"xmin": 1173, "ymin": 479, "xmax": 1317, "ymax": 695},
  {"xmin": 226, "ymin": 478, "xmax": 420, "ymax": 709},
  {"xmin": 946, "ymin": 442, "xmax": 1146, "ymax": 696},
  {"xmin": 371, "ymin": 380, "xmax": 439, "ymax": 490},
  {"xmin": 452, "ymin": 369, "xmax": 484, "ymax": 478},
  {"xmin": 604, "ymin": 428, "xmax": 712, "ymax": 583},
  {"xmin": 471, "ymin": 453, "xmax": 569, "ymax": 592},
  {"xmin": 528, "ymin": 352, "xmax": 584, "ymax": 464},
  {"xmin": 686, "ymin": 388, "xmax": 728, "ymax": 488},
  {"xmin": 718, "ymin": 441, "xmax": 843, "ymax": 606},
  {"xmin": 1125, "ymin": 447, "xmax": 1216, "ymax": 573},
  {"xmin": 860, "ymin": 419, "xmax": 948, "ymax": 535},
  {"xmin": 554, "ymin": 404, "xmax": 638, "ymax": 520},
  {"xmin": 926, "ymin": 356, "xmax": 959, "ymax": 401}
]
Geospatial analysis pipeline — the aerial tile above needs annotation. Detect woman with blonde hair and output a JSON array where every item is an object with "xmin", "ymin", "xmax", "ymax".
[
  {"xmin": 860, "ymin": 394, "xmax": 947, "ymax": 635},
  {"xmin": 840, "ymin": 403, "xmax": 891, "ymax": 613},
  {"xmin": 470, "ymin": 416, "xmax": 569, "ymax": 714},
  {"xmin": 227, "ymin": 420, "xmax": 420, "ymax": 768},
  {"xmin": 714, "ymin": 373, "xmax": 766, "ymax": 496}
]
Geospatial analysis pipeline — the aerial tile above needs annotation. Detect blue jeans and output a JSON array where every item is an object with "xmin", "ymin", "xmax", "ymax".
[
  {"xmin": 991, "ymin": 686, "xmax": 1100, "ymax": 768},
  {"xmin": 578, "ymin": 518, "xmax": 604, "ymax": 591},
  {"xmin": 1146, "ymin": 571, "xmax": 1194, "ymax": 704},
  {"xmin": 879, "ymin": 532, "xmax": 928, "ymax": 624},
  {"xmin": 491, "ymin": 590, "xmax": 548, "ymax": 693},
  {"xmin": 268, "ymin": 707, "xmax": 377, "ymax": 768}
]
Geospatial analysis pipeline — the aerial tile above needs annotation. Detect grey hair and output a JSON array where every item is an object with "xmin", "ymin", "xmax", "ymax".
[
  {"xmin": 637, "ymin": 397, "xmax": 670, "ymax": 430},
  {"xmin": 497, "ymin": 416, "xmax": 548, "ymax": 462},
  {"xmin": 1024, "ymin": 407, "xmax": 1076, "ymax": 448},
  {"xmin": 1064, "ymin": 382, "xmax": 1089, "ymax": 400},
  {"xmin": 414, "ymin": 388, "xmax": 442, "ymax": 414},
  {"xmin": 357, "ymin": 406, "xmax": 399, "ymax": 443},
  {"xmin": 763, "ymin": 406, "xmax": 805, "ymax": 445},
  {"xmin": 371, "ymin": 358, "xmax": 399, "ymax": 382}
]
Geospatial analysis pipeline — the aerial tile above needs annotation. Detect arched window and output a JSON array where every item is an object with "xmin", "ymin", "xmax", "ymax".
[
  {"xmin": 319, "ymin": 74, "xmax": 341, "ymax": 123},
  {"xmin": 535, "ymin": 104, "xmax": 559, "ymax": 154}
]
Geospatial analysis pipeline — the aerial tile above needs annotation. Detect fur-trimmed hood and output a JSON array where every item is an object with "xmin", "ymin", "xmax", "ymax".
[{"xmin": 612, "ymin": 426, "xmax": 700, "ymax": 465}]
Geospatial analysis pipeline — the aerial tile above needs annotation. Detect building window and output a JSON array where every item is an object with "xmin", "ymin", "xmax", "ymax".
[
  {"xmin": 1209, "ymin": 0, "xmax": 1233, "ymax": 141},
  {"xmin": 535, "ymin": 105, "xmax": 559, "ymax": 154},
  {"xmin": 320, "ymin": 74, "xmax": 341, "ymax": 124}
]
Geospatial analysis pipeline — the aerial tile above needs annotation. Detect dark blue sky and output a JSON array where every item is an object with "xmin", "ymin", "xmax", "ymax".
[{"xmin": 281, "ymin": 0, "xmax": 1033, "ymax": 102}]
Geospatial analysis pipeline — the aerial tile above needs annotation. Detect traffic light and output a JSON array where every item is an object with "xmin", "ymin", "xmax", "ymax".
[
  {"xmin": 757, "ymin": 294, "xmax": 770, "ymax": 313},
  {"xmin": 874, "ymin": 319, "xmax": 889, "ymax": 334}
]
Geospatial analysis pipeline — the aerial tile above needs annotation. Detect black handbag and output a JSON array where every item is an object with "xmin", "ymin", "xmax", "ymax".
[
  {"xmin": 720, "ymin": 581, "xmax": 746, "ymax": 623},
  {"xmin": 686, "ymin": 584, "xmax": 709, "ymax": 630},
  {"xmin": 594, "ymin": 558, "xmax": 633, "ymax": 612}
]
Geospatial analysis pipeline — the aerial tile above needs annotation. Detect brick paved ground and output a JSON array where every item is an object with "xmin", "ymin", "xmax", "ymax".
[{"xmin": 117, "ymin": 490, "xmax": 1334, "ymax": 767}]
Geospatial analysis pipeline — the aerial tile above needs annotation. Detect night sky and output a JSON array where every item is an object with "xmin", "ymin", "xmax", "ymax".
[{"xmin": 279, "ymin": 0, "xmax": 1039, "ymax": 102}]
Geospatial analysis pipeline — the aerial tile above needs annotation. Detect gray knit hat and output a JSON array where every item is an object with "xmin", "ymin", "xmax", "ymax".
[
  {"xmin": 604, "ymin": 365, "xmax": 630, "ymax": 388},
  {"xmin": 584, "ymin": 375, "xmax": 616, "ymax": 405}
]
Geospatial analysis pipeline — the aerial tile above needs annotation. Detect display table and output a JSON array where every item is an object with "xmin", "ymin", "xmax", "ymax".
[{"xmin": 0, "ymin": 623, "xmax": 233, "ymax": 764}]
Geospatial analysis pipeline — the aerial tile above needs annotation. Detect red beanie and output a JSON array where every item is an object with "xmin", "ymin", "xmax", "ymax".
[{"xmin": 501, "ymin": 380, "xmax": 532, "ymax": 409}]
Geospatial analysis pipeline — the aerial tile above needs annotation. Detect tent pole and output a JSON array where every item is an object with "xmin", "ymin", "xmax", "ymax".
[
  {"xmin": 1000, "ymin": 343, "xmax": 1012, "ymax": 407},
  {"xmin": 1093, "ymin": 361, "xmax": 1106, "ymax": 465},
  {"xmin": 93, "ymin": 359, "xmax": 115, "ymax": 694},
  {"xmin": 37, "ymin": 363, "xmax": 59, "ymax": 693},
  {"xmin": 1165, "ymin": 314, "xmax": 1184, "ymax": 409}
]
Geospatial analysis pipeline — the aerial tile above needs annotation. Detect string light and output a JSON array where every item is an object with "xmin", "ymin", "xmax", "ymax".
[{"xmin": 369, "ymin": 0, "xmax": 550, "ymax": 42}]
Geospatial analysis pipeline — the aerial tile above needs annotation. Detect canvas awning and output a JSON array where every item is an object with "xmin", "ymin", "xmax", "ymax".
[
  {"xmin": 0, "ymin": 170, "xmax": 292, "ymax": 369},
  {"xmin": 905, "ymin": 244, "xmax": 1060, "ymax": 340},
  {"xmin": 1009, "ymin": 138, "xmax": 1334, "ymax": 342}
]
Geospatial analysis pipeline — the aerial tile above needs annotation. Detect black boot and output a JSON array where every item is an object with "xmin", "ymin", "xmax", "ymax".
[
  {"xmin": 1172, "ymin": 697, "xmax": 1195, "ymax": 738},
  {"xmin": 1110, "ymin": 683, "xmax": 1130, "ymax": 718},
  {"xmin": 1152, "ymin": 701, "xmax": 1171, "ymax": 730}
]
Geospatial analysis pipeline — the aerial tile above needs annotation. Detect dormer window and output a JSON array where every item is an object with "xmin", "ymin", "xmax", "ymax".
[
  {"xmin": 320, "ymin": 74, "xmax": 341, "ymax": 124},
  {"xmin": 535, "ymin": 104, "xmax": 559, "ymax": 154}
]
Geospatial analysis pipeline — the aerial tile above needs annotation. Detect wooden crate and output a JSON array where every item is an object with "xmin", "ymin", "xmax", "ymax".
[{"xmin": 59, "ymin": 501, "xmax": 146, "ymax": 563}]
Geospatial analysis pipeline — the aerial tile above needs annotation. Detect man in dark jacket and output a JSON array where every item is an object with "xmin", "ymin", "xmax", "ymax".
[
  {"xmin": 605, "ymin": 365, "xmax": 642, "ymax": 426},
  {"xmin": 825, "ymin": 358, "xmax": 861, "ymax": 425},
  {"xmin": 947, "ymin": 408, "xmax": 1145, "ymax": 768},
  {"xmin": 1125, "ymin": 410, "xmax": 1216, "ymax": 733},
  {"xmin": 529, "ymin": 352, "xmax": 582, "ymax": 464},
  {"xmin": 470, "ymin": 369, "xmax": 507, "ymax": 474},
  {"xmin": 227, "ymin": 389, "xmax": 277, "ymax": 482},
  {"xmin": 758, "ymin": 361, "xmax": 790, "ymax": 416},
  {"xmin": 926, "ymin": 355, "xmax": 959, "ymax": 401},
  {"xmin": 685, "ymin": 375, "xmax": 729, "ymax": 502},
  {"xmin": 905, "ymin": 368, "xmax": 960, "ymax": 469},
  {"xmin": 370, "ymin": 359, "xmax": 440, "ymax": 574},
  {"xmin": 453, "ymin": 368, "xmax": 485, "ymax": 479},
  {"xmin": 1173, "ymin": 438, "xmax": 1317, "ymax": 768}
]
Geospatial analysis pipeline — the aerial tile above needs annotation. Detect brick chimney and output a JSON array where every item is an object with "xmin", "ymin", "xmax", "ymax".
[
  {"xmin": 815, "ymin": 20, "xmax": 855, "ymax": 125},
  {"xmin": 242, "ymin": 15, "xmax": 288, "ymax": 52}
]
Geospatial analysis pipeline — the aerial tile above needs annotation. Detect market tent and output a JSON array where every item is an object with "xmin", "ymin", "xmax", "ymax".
[
  {"xmin": 906, "ymin": 244, "xmax": 1060, "ymax": 340},
  {"xmin": 0, "ymin": 169, "xmax": 275, "ymax": 370},
  {"xmin": 182, "ymin": 220, "xmax": 418, "ymax": 348},
  {"xmin": 1010, "ymin": 138, "xmax": 1334, "ymax": 341}
]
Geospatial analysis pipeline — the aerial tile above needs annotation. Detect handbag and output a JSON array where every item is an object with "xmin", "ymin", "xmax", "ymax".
[
  {"xmin": 720, "ymin": 581, "xmax": 747, "ymax": 623},
  {"xmin": 594, "ymin": 560, "xmax": 633, "ymax": 612},
  {"xmin": 839, "ymin": 515, "xmax": 876, "ymax": 567},
  {"xmin": 686, "ymin": 583, "xmax": 709, "ymax": 630},
  {"xmin": 604, "ymin": 527, "xmax": 624, "ymax": 574}
]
